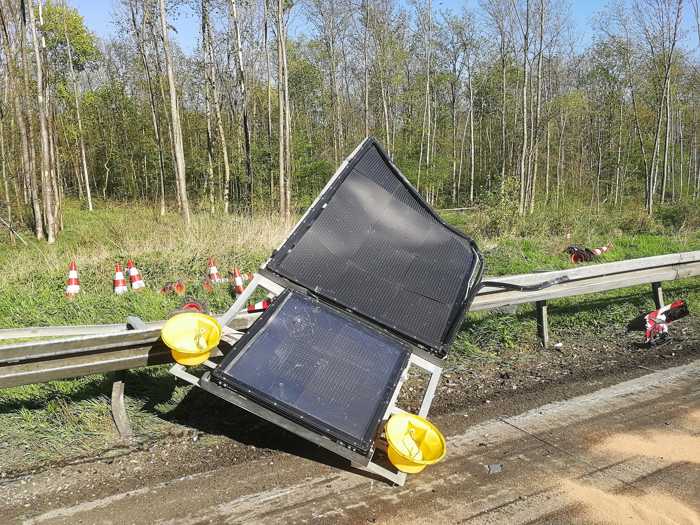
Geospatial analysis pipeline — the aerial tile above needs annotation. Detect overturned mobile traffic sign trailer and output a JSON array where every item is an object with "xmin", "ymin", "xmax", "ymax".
[{"xmin": 170, "ymin": 137, "xmax": 485, "ymax": 485}]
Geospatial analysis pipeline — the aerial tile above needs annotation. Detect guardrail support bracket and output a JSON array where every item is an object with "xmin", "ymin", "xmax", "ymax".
[
  {"xmin": 651, "ymin": 282, "xmax": 664, "ymax": 309},
  {"xmin": 536, "ymin": 300, "xmax": 549, "ymax": 348}
]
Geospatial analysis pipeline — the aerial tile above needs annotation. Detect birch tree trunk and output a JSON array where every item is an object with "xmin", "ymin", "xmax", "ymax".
[
  {"xmin": 128, "ymin": 0, "xmax": 166, "ymax": 215},
  {"xmin": 29, "ymin": 0, "xmax": 56, "ymax": 242},
  {"xmin": 276, "ymin": 0, "xmax": 291, "ymax": 222},
  {"xmin": 228, "ymin": 0, "xmax": 253, "ymax": 211},
  {"xmin": 264, "ymin": 0, "xmax": 274, "ymax": 201},
  {"xmin": 518, "ymin": 0, "xmax": 530, "ymax": 216},
  {"xmin": 158, "ymin": 0, "xmax": 190, "ymax": 225},
  {"xmin": 63, "ymin": 7, "xmax": 92, "ymax": 211}
]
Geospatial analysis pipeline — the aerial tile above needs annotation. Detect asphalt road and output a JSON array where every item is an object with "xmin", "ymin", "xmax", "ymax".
[{"xmin": 7, "ymin": 360, "xmax": 700, "ymax": 525}]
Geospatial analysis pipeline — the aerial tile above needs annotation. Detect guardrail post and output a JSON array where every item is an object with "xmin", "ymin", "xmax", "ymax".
[
  {"xmin": 536, "ymin": 300, "xmax": 549, "ymax": 348},
  {"xmin": 111, "ymin": 380, "xmax": 133, "ymax": 440},
  {"xmin": 651, "ymin": 282, "xmax": 664, "ymax": 309}
]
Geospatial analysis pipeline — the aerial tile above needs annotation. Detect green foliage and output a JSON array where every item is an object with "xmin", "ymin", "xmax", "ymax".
[{"xmin": 41, "ymin": 0, "xmax": 101, "ymax": 73}]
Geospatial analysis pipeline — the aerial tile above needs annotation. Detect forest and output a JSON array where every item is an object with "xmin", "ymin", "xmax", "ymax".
[{"xmin": 0, "ymin": 0, "xmax": 699, "ymax": 245}]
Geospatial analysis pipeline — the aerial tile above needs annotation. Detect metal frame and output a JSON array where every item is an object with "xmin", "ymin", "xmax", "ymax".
[{"xmin": 169, "ymin": 274, "xmax": 442, "ymax": 486}]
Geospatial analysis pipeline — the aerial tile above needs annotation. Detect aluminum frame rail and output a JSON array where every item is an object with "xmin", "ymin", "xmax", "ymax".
[{"xmin": 0, "ymin": 251, "xmax": 698, "ymax": 389}]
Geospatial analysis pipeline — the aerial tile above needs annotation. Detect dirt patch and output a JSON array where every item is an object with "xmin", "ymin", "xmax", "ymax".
[
  {"xmin": 595, "ymin": 431, "xmax": 700, "ymax": 464},
  {"xmin": 559, "ymin": 480, "xmax": 700, "ymax": 525}
]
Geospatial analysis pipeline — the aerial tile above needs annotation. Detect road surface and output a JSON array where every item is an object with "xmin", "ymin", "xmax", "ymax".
[{"xmin": 5, "ymin": 360, "xmax": 700, "ymax": 524}]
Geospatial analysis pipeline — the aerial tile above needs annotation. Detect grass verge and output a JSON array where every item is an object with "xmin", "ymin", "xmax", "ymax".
[{"xmin": 0, "ymin": 198, "xmax": 698, "ymax": 474}]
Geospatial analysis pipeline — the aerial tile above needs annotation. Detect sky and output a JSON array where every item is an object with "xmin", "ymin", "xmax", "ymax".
[{"xmin": 69, "ymin": 0, "xmax": 608, "ymax": 55}]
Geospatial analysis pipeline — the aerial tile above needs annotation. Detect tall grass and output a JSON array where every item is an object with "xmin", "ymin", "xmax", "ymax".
[{"xmin": 0, "ymin": 201, "xmax": 289, "ymax": 327}]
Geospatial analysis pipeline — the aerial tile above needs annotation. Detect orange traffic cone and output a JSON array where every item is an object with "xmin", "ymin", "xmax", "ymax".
[
  {"xmin": 65, "ymin": 261, "xmax": 80, "ymax": 299},
  {"xmin": 232, "ymin": 267, "xmax": 246, "ymax": 294},
  {"xmin": 113, "ymin": 263, "xmax": 128, "ymax": 295},
  {"xmin": 207, "ymin": 257, "xmax": 224, "ymax": 284},
  {"xmin": 126, "ymin": 259, "xmax": 145, "ymax": 291}
]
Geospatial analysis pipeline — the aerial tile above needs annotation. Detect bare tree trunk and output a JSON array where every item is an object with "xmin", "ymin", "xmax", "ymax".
[
  {"xmin": 29, "ymin": 0, "xmax": 56, "ymax": 242},
  {"xmin": 201, "ymin": 0, "xmax": 217, "ymax": 214},
  {"xmin": 556, "ymin": 111, "xmax": 566, "ymax": 208},
  {"xmin": 0, "ymin": 75, "xmax": 13, "ymax": 244},
  {"xmin": 363, "ymin": 0, "xmax": 369, "ymax": 137},
  {"xmin": 457, "ymin": 116, "xmax": 467, "ymax": 201},
  {"xmin": 202, "ymin": 0, "xmax": 232, "ymax": 214},
  {"xmin": 264, "ymin": 0, "xmax": 274, "ymax": 202},
  {"xmin": 544, "ymin": 119, "xmax": 550, "ymax": 203},
  {"xmin": 661, "ymin": 84, "xmax": 671, "ymax": 203},
  {"xmin": 517, "ymin": 0, "xmax": 530, "ymax": 215},
  {"xmin": 678, "ymin": 106, "xmax": 684, "ymax": 198},
  {"xmin": 614, "ymin": 97, "xmax": 623, "ymax": 206},
  {"xmin": 128, "ymin": 0, "xmax": 166, "ymax": 215},
  {"xmin": 276, "ymin": 0, "xmax": 291, "ymax": 221},
  {"xmin": 0, "ymin": 4, "xmax": 43, "ymax": 238},
  {"xmin": 500, "ymin": 34, "xmax": 507, "ymax": 195},
  {"xmin": 417, "ymin": 0, "xmax": 432, "ymax": 193},
  {"xmin": 63, "ymin": 6, "xmax": 92, "ymax": 211},
  {"xmin": 158, "ymin": 0, "xmax": 190, "ymax": 225},
  {"xmin": 468, "ymin": 59, "xmax": 475, "ymax": 203},
  {"xmin": 228, "ymin": 0, "xmax": 253, "ymax": 211}
]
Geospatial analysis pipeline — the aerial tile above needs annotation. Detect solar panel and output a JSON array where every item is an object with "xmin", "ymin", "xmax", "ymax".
[
  {"xmin": 266, "ymin": 139, "xmax": 483, "ymax": 353},
  {"xmin": 211, "ymin": 291, "xmax": 410, "ymax": 455}
]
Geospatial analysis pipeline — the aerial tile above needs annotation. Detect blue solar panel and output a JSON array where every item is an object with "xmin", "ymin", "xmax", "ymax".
[
  {"xmin": 266, "ymin": 139, "xmax": 483, "ymax": 353},
  {"xmin": 212, "ymin": 292, "xmax": 410, "ymax": 454}
]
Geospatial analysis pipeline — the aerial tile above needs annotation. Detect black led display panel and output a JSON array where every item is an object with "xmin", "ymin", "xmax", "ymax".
[
  {"xmin": 211, "ymin": 291, "xmax": 410, "ymax": 455},
  {"xmin": 266, "ymin": 139, "xmax": 483, "ymax": 352}
]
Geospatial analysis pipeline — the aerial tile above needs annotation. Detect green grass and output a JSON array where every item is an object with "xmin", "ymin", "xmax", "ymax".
[
  {"xmin": 0, "ymin": 197, "xmax": 698, "ymax": 473},
  {"xmin": 0, "ymin": 201, "xmax": 286, "ymax": 328}
]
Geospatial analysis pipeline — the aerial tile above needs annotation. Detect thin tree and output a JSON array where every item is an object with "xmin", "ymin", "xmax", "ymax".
[
  {"xmin": 28, "ymin": 0, "xmax": 57, "ymax": 242},
  {"xmin": 158, "ymin": 0, "xmax": 190, "ymax": 224},
  {"xmin": 62, "ymin": 2, "xmax": 92, "ymax": 211},
  {"xmin": 128, "ymin": 0, "xmax": 166, "ymax": 215},
  {"xmin": 228, "ymin": 0, "xmax": 253, "ymax": 210}
]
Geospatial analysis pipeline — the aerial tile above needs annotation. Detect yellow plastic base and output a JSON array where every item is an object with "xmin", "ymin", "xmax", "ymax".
[
  {"xmin": 385, "ymin": 413, "xmax": 446, "ymax": 474},
  {"xmin": 161, "ymin": 313, "xmax": 222, "ymax": 366}
]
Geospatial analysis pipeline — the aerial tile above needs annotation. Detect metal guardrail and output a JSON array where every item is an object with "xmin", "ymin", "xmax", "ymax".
[
  {"xmin": 0, "ymin": 311, "xmax": 260, "ymax": 341},
  {"xmin": 0, "ymin": 251, "xmax": 698, "ymax": 389},
  {"xmin": 471, "ymin": 250, "xmax": 700, "ymax": 346}
]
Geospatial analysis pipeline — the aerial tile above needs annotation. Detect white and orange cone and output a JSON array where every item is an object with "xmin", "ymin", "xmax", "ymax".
[
  {"xmin": 232, "ymin": 267, "xmax": 245, "ymax": 295},
  {"xmin": 113, "ymin": 263, "xmax": 128, "ymax": 295},
  {"xmin": 65, "ymin": 261, "xmax": 80, "ymax": 299},
  {"xmin": 126, "ymin": 259, "xmax": 145, "ymax": 291},
  {"xmin": 207, "ymin": 257, "xmax": 224, "ymax": 284}
]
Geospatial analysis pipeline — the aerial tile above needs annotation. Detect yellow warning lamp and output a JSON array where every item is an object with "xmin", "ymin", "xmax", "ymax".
[{"xmin": 161, "ymin": 312, "xmax": 222, "ymax": 366}]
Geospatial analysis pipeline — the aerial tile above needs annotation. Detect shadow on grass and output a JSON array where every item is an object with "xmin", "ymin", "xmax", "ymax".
[{"xmin": 162, "ymin": 385, "xmax": 349, "ymax": 471}]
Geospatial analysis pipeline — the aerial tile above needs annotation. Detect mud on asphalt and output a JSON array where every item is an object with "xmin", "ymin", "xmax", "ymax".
[{"xmin": 0, "ymin": 316, "xmax": 698, "ymax": 515}]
